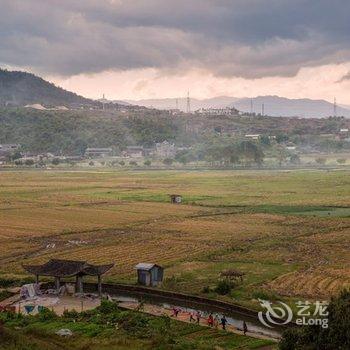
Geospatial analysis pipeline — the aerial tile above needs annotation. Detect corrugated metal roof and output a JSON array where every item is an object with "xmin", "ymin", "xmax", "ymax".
[{"xmin": 134, "ymin": 263, "xmax": 157, "ymax": 271}]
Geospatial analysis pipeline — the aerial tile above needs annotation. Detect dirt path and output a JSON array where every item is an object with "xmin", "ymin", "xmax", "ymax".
[{"xmin": 118, "ymin": 300, "xmax": 279, "ymax": 342}]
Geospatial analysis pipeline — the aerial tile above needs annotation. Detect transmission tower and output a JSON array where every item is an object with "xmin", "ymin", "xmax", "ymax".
[
  {"xmin": 250, "ymin": 98, "xmax": 253, "ymax": 114},
  {"xmin": 186, "ymin": 91, "xmax": 191, "ymax": 113},
  {"xmin": 262, "ymin": 103, "xmax": 265, "ymax": 116},
  {"xmin": 334, "ymin": 97, "xmax": 337, "ymax": 117}
]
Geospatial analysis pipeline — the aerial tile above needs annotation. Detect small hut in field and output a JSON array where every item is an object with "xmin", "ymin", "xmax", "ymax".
[
  {"xmin": 169, "ymin": 194, "xmax": 182, "ymax": 204},
  {"xmin": 134, "ymin": 263, "xmax": 164, "ymax": 287}
]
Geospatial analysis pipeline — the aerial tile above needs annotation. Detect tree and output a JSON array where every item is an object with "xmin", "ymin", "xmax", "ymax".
[
  {"xmin": 279, "ymin": 289, "xmax": 350, "ymax": 350},
  {"xmin": 276, "ymin": 133, "xmax": 289, "ymax": 144},
  {"xmin": 290, "ymin": 154, "xmax": 301, "ymax": 165},
  {"xmin": 24, "ymin": 159, "xmax": 34, "ymax": 166},
  {"xmin": 144, "ymin": 159, "xmax": 151, "ymax": 166},
  {"xmin": 275, "ymin": 146, "xmax": 289, "ymax": 167},
  {"xmin": 163, "ymin": 158, "xmax": 174, "ymax": 166},
  {"xmin": 336, "ymin": 158, "xmax": 346, "ymax": 164},
  {"xmin": 315, "ymin": 157, "xmax": 327, "ymax": 165},
  {"xmin": 238, "ymin": 141, "xmax": 264, "ymax": 166},
  {"xmin": 52, "ymin": 158, "xmax": 60, "ymax": 165},
  {"xmin": 259, "ymin": 135, "xmax": 271, "ymax": 146}
]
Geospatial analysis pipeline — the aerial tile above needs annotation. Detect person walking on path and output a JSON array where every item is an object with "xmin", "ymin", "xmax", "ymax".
[
  {"xmin": 214, "ymin": 314, "xmax": 219, "ymax": 329},
  {"xmin": 207, "ymin": 313, "xmax": 214, "ymax": 327},
  {"xmin": 196, "ymin": 311, "xmax": 201, "ymax": 324},
  {"xmin": 172, "ymin": 307, "xmax": 180, "ymax": 318},
  {"xmin": 221, "ymin": 315, "xmax": 228, "ymax": 330},
  {"xmin": 243, "ymin": 320, "xmax": 248, "ymax": 335},
  {"xmin": 189, "ymin": 312, "xmax": 196, "ymax": 323}
]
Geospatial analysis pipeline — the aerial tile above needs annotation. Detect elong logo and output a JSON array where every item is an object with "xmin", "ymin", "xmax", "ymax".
[{"xmin": 258, "ymin": 299, "xmax": 329, "ymax": 329}]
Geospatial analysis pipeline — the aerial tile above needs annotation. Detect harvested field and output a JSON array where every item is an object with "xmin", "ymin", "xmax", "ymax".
[{"xmin": 0, "ymin": 169, "xmax": 349, "ymax": 308}]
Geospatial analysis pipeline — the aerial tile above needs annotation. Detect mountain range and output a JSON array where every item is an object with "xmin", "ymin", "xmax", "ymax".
[
  {"xmin": 125, "ymin": 95, "xmax": 350, "ymax": 118},
  {"xmin": 0, "ymin": 69, "xmax": 349, "ymax": 118}
]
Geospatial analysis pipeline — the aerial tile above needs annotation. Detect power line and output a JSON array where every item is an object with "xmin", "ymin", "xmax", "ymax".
[{"xmin": 186, "ymin": 91, "xmax": 191, "ymax": 113}]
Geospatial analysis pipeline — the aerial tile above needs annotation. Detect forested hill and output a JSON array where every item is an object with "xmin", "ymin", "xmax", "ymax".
[
  {"xmin": 0, "ymin": 107, "xmax": 349, "ymax": 156},
  {"xmin": 0, "ymin": 69, "xmax": 93, "ymax": 107}
]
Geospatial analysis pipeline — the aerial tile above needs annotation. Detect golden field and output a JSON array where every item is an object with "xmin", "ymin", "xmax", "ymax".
[{"xmin": 0, "ymin": 169, "xmax": 349, "ymax": 308}]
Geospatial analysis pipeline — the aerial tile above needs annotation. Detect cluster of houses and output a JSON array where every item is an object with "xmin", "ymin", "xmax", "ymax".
[
  {"xmin": 85, "ymin": 141, "xmax": 179, "ymax": 159},
  {"xmin": 0, "ymin": 140, "xmax": 183, "ymax": 166},
  {"xmin": 0, "ymin": 144, "xmax": 20, "ymax": 163}
]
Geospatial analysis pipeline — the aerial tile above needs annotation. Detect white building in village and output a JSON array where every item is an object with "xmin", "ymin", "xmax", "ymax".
[{"xmin": 155, "ymin": 141, "xmax": 176, "ymax": 158}]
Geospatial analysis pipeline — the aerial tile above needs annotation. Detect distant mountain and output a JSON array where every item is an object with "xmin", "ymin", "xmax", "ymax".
[
  {"xmin": 231, "ymin": 96, "xmax": 350, "ymax": 118},
  {"xmin": 125, "ymin": 95, "xmax": 350, "ymax": 118},
  {"xmin": 0, "ymin": 69, "xmax": 94, "ymax": 107},
  {"xmin": 124, "ymin": 96, "xmax": 239, "ymax": 111}
]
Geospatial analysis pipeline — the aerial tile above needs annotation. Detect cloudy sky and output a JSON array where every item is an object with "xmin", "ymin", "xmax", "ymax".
[{"xmin": 1, "ymin": 0, "xmax": 350, "ymax": 103}]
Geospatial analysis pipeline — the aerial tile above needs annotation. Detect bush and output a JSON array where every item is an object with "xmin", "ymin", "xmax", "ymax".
[
  {"xmin": 201, "ymin": 286, "xmax": 211, "ymax": 294},
  {"xmin": 129, "ymin": 161, "xmax": 138, "ymax": 166},
  {"xmin": 0, "ymin": 291, "xmax": 13, "ymax": 302},
  {"xmin": 215, "ymin": 280, "xmax": 234, "ymax": 295},
  {"xmin": 119, "ymin": 160, "xmax": 125, "ymax": 166},
  {"xmin": 315, "ymin": 157, "xmax": 327, "ymax": 165},
  {"xmin": 144, "ymin": 159, "xmax": 152, "ymax": 166},
  {"xmin": 36, "ymin": 308, "xmax": 57, "ymax": 322},
  {"xmin": 163, "ymin": 158, "xmax": 174, "ymax": 166},
  {"xmin": 97, "ymin": 300, "xmax": 120, "ymax": 314},
  {"xmin": 0, "ymin": 276, "xmax": 34, "ymax": 288},
  {"xmin": 51, "ymin": 158, "xmax": 60, "ymax": 165},
  {"xmin": 24, "ymin": 159, "xmax": 34, "ymax": 166},
  {"xmin": 279, "ymin": 289, "xmax": 350, "ymax": 350}
]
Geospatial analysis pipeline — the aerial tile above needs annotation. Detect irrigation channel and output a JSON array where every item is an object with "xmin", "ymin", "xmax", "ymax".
[{"xmin": 83, "ymin": 283, "xmax": 287, "ymax": 339}]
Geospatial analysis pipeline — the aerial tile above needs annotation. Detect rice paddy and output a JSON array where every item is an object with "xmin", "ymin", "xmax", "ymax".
[{"xmin": 0, "ymin": 169, "xmax": 349, "ymax": 308}]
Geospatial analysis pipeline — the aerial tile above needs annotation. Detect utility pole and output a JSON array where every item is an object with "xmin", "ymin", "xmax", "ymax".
[
  {"xmin": 250, "ymin": 98, "xmax": 253, "ymax": 114},
  {"xmin": 186, "ymin": 91, "xmax": 191, "ymax": 114}
]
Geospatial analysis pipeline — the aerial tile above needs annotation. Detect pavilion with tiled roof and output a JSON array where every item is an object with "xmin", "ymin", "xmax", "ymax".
[{"xmin": 23, "ymin": 259, "xmax": 114, "ymax": 296}]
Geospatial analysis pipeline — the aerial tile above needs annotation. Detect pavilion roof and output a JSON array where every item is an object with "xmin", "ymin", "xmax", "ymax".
[
  {"xmin": 220, "ymin": 269, "xmax": 245, "ymax": 278},
  {"xmin": 23, "ymin": 259, "xmax": 114, "ymax": 277}
]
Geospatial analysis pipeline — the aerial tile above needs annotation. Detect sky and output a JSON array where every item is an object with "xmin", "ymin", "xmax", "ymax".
[{"xmin": 1, "ymin": 0, "xmax": 350, "ymax": 103}]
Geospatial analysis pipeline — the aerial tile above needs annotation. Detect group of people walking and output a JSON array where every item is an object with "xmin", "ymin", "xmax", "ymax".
[{"xmin": 172, "ymin": 307, "xmax": 248, "ymax": 334}]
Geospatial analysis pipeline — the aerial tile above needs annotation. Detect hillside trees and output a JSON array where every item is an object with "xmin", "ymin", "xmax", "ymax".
[{"xmin": 279, "ymin": 290, "xmax": 350, "ymax": 350}]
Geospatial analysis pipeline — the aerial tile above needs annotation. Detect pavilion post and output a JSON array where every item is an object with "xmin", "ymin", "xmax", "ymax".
[
  {"xmin": 97, "ymin": 275, "xmax": 102, "ymax": 297},
  {"xmin": 76, "ymin": 275, "xmax": 83, "ymax": 294},
  {"xmin": 55, "ymin": 277, "xmax": 60, "ymax": 292}
]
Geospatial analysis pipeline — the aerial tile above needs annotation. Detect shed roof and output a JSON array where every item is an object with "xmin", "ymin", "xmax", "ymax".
[
  {"xmin": 134, "ymin": 263, "xmax": 162, "ymax": 271},
  {"xmin": 23, "ymin": 259, "xmax": 114, "ymax": 277}
]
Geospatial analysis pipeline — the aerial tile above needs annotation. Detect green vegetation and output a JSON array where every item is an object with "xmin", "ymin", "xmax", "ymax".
[
  {"xmin": 1, "ymin": 106, "xmax": 349, "ymax": 164},
  {"xmin": 0, "ymin": 69, "xmax": 91, "ymax": 107},
  {"xmin": 0, "ymin": 300, "xmax": 274, "ymax": 350},
  {"xmin": 279, "ymin": 290, "xmax": 350, "ymax": 350}
]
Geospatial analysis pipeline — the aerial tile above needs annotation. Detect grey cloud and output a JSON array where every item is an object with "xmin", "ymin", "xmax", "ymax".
[
  {"xmin": 338, "ymin": 72, "xmax": 350, "ymax": 83},
  {"xmin": 1, "ymin": 0, "xmax": 350, "ymax": 78}
]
